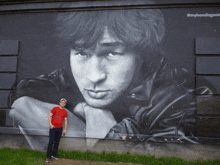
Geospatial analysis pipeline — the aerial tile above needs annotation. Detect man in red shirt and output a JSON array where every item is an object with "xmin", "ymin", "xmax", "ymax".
[{"xmin": 46, "ymin": 98, "xmax": 68, "ymax": 163}]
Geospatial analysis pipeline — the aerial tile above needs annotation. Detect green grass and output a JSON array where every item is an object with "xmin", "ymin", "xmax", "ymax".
[{"xmin": 0, "ymin": 147, "xmax": 219, "ymax": 165}]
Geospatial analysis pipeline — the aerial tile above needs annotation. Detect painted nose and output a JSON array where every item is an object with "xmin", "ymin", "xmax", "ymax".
[{"xmin": 87, "ymin": 56, "xmax": 106, "ymax": 83}]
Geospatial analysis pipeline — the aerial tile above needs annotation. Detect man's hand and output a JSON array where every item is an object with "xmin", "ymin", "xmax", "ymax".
[
  {"xmin": 50, "ymin": 124, "xmax": 55, "ymax": 129},
  {"xmin": 63, "ymin": 129, "xmax": 67, "ymax": 135}
]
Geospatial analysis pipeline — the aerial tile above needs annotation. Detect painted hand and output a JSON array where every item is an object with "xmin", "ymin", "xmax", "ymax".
[{"xmin": 83, "ymin": 103, "xmax": 117, "ymax": 139}]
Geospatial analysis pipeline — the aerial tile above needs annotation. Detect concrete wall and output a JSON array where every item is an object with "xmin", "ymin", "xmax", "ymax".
[
  {"xmin": 0, "ymin": 0, "xmax": 220, "ymax": 160},
  {"xmin": 0, "ymin": 134, "xmax": 220, "ymax": 161}
]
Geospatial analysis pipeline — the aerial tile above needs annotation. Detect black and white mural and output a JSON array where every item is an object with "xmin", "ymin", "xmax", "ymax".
[{"xmin": 1, "ymin": 0, "xmax": 220, "ymax": 149}]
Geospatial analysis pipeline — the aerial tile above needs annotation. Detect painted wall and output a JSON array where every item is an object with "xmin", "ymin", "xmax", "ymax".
[{"xmin": 0, "ymin": 0, "xmax": 220, "ymax": 151}]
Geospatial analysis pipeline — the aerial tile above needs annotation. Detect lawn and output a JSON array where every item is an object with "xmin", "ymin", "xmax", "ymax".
[{"xmin": 0, "ymin": 147, "xmax": 219, "ymax": 165}]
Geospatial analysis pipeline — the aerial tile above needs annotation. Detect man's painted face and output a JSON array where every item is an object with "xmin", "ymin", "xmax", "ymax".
[{"xmin": 70, "ymin": 27, "xmax": 141, "ymax": 108}]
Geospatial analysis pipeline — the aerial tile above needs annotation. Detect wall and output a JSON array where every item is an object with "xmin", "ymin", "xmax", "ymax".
[{"xmin": 0, "ymin": 0, "xmax": 220, "ymax": 160}]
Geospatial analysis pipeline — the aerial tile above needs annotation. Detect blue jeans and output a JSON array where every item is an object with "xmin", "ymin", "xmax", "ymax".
[{"xmin": 47, "ymin": 127, "xmax": 63, "ymax": 157}]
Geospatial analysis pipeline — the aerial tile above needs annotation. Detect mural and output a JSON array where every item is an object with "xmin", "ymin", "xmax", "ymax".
[{"xmin": 2, "ymin": 0, "xmax": 219, "ymax": 149}]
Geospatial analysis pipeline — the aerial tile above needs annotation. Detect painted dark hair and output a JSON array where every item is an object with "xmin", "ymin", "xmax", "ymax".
[
  {"xmin": 56, "ymin": 2, "xmax": 164, "ymax": 51},
  {"xmin": 56, "ymin": 0, "xmax": 165, "ymax": 78}
]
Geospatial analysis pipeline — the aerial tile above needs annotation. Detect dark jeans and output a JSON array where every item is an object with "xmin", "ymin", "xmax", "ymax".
[{"xmin": 47, "ymin": 127, "xmax": 63, "ymax": 158}]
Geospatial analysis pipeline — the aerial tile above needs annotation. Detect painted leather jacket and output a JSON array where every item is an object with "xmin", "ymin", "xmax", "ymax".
[{"xmin": 9, "ymin": 58, "xmax": 211, "ymax": 143}]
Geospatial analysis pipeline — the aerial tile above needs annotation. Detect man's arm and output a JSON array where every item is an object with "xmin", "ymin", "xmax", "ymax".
[
  {"xmin": 48, "ymin": 113, "xmax": 54, "ymax": 129},
  {"xmin": 63, "ymin": 117, "xmax": 67, "ymax": 135}
]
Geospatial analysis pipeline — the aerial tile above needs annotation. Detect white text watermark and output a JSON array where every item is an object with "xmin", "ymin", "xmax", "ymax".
[{"xmin": 187, "ymin": 13, "xmax": 220, "ymax": 18}]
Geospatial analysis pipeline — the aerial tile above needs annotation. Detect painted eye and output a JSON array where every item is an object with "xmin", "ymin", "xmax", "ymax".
[
  {"xmin": 76, "ymin": 52, "xmax": 87, "ymax": 57},
  {"xmin": 109, "ymin": 52, "xmax": 119, "ymax": 56},
  {"xmin": 107, "ymin": 52, "xmax": 122, "ymax": 59}
]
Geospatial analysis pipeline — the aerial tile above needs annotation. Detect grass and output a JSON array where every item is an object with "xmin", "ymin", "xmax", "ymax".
[{"xmin": 0, "ymin": 147, "xmax": 219, "ymax": 165}]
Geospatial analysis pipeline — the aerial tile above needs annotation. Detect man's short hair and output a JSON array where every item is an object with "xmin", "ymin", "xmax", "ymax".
[
  {"xmin": 60, "ymin": 98, "xmax": 67, "ymax": 103},
  {"xmin": 56, "ymin": 0, "xmax": 164, "ymax": 54}
]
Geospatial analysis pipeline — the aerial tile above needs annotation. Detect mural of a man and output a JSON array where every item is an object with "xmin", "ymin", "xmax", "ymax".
[{"xmin": 9, "ymin": 0, "xmax": 206, "ymax": 148}]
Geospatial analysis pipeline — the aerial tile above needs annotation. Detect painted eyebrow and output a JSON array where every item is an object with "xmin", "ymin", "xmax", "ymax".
[
  {"xmin": 71, "ymin": 47, "xmax": 86, "ymax": 51},
  {"xmin": 100, "ymin": 42, "xmax": 125, "ymax": 47},
  {"xmin": 72, "ymin": 42, "xmax": 125, "ymax": 51}
]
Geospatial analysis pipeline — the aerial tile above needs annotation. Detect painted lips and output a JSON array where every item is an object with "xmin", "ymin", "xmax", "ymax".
[{"xmin": 87, "ymin": 90, "xmax": 109, "ymax": 99}]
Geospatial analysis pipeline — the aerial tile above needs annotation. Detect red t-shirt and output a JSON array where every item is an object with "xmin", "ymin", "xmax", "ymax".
[{"xmin": 51, "ymin": 107, "xmax": 67, "ymax": 128}]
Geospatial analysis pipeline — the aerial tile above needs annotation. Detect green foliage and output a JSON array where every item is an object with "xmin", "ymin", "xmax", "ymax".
[
  {"xmin": 0, "ymin": 147, "xmax": 45, "ymax": 165},
  {"xmin": 0, "ymin": 147, "xmax": 219, "ymax": 165}
]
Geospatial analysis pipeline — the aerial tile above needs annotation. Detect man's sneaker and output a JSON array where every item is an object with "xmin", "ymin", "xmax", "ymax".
[
  {"xmin": 52, "ymin": 154, "xmax": 59, "ymax": 160},
  {"xmin": 46, "ymin": 157, "xmax": 51, "ymax": 163}
]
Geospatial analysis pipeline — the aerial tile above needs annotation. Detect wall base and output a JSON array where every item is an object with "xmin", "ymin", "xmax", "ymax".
[{"xmin": 0, "ymin": 134, "xmax": 219, "ymax": 161}]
